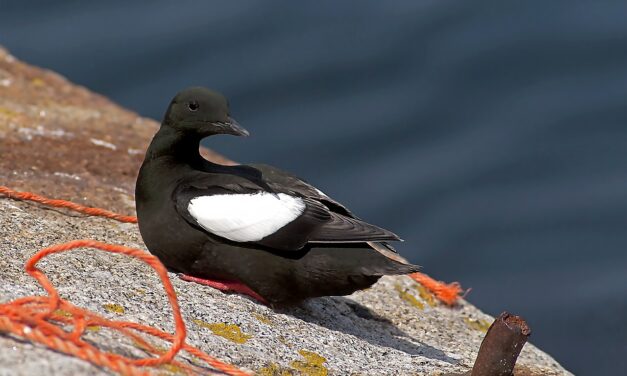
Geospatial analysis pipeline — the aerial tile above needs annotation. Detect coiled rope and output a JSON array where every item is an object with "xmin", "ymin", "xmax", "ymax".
[{"xmin": 0, "ymin": 186, "xmax": 248, "ymax": 376}]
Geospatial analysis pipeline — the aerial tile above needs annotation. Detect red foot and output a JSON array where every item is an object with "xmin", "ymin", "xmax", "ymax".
[{"xmin": 179, "ymin": 274, "xmax": 268, "ymax": 305}]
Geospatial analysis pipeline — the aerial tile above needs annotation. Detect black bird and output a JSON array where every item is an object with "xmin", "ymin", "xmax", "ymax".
[{"xmin": 135, "ymin": 87, "xmax": 420, "ymax": 305}]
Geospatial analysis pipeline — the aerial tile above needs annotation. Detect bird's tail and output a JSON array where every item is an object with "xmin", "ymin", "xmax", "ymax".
[{"xmin": 366, "ymin": 241, "xmax": 420, "ymax": 275}]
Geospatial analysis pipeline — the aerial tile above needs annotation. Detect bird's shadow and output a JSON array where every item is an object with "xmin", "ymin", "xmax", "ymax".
[{"xmin": 277, "ymin": 296, "xmax": 458, "ymax": 365}]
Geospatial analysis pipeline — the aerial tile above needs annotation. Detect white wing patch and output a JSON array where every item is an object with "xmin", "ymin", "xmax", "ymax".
[{"xmin": 188, "ymin": 192, "xmax": 306, "ymax": 242}]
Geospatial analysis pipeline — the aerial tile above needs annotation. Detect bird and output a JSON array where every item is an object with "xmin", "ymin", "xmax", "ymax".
[{"xmin": 135, "ymin": 87, "xmax": 420, "ymax": 305}]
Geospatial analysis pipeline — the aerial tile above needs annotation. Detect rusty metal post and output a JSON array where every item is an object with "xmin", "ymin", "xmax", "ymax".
[{"xmin": 471, "ymin": 311, "xmax": 531, "ymax": 376}]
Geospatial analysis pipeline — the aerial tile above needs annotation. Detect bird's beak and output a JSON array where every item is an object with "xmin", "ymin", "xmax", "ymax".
[{"xmin": 211, "ymin": 117, "xmax": 249, "ymax": 137}]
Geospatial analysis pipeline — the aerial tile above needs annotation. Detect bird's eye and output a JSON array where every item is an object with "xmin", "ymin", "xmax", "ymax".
[{"xmin": 188, "ymin": 101, "xmax": 199, "ymax": 111}]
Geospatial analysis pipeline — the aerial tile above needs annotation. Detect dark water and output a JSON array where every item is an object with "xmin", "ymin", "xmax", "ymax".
[{"xmin": 2, "ymin": 1, "xmax": 626, "ymax": 373}]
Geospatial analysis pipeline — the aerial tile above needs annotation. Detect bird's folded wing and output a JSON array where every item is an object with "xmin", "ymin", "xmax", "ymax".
[
  {"xmin": 175, "ymin": 185, "xmax": 400, "ymax": 251},
  {"xmin": 256, "ymin": 198, "xmax": 400, "ymax": 250},
  {"xmin": 249, "ymin": 163, "xmax": 354, "ymax": 216},
  {"xmin": 307, "ymin": 210, "xmax": 402, "ymax": 244}
]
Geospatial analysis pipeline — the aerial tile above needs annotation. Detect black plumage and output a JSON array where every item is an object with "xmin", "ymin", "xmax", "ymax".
[{"xmin": 135, "ymin": 87, "xmax": 420, "ymax": 305}]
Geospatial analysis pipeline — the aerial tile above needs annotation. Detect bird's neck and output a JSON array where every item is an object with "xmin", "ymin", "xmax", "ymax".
[{"xmin": 145, "ymin": 125, "xmax": 204, "ymax": 165}]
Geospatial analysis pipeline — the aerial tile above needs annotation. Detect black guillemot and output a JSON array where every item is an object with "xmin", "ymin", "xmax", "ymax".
[{"xmin": 135, "ymin": 87, "xmax": 420, "ymax": 305}]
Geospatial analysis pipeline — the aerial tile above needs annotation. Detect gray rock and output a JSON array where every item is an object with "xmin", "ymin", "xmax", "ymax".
[{"xmin": 0, "ymin": 46, "xmax": 571, "ymax": 375}]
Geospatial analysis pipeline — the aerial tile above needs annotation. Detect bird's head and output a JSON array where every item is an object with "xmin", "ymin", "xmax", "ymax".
[{"xmin": 162, "ymin": 87, "xmax": 249, "ymax": 137}]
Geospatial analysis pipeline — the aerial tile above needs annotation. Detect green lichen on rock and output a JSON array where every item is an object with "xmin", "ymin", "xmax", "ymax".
[
  {"xmin": 53, "ymin": 309, "xmax": 73, "ymax": 318},
  {"xmin": 254, "ymin": 313, "xmax": 274, "ymax": 326},
  {"xmin": 102, "ymin": 303, "xmax": 125, "ymax": 315},
  {"xmin": 463, "ymin": 317, "xmax": 491, "ymax": 333},
  {"xmin": 257, "ymin": 362, "xmax": 295, "ymax": 376},
  {"xmin": 192, "ymin": 319, "xmax": 252, "ymax": 344},
  {"xmin": 394, "ymin": 283, "xmax": 424, "ymax": 310},
  {"xmin": 159, "ymin": 363, "xmax": 187, "ymax": 376},
  {"xmin": 290, "ymin": 350, "xmax": 328, "ymax": 376},
  {"xmin": 413, "ymin": 283, "xmax": 438, "ymax": 307}
]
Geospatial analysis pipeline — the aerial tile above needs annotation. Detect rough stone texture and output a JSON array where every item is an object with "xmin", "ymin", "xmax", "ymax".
[{"xmin": 0, "ymin": 47, "xmax": 571, "ymax": 375}]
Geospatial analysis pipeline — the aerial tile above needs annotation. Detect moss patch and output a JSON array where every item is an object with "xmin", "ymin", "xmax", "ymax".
[
  {"xmin": 257, "ymin": 362, "xmax": 295, "ymax": 376},
  {"xmin": 30, "ymin": 78, "xmax": 46, "ymax": 87},
  {"xmin": 290, "ymin": 349, "xmax": 328, "ymax": 376},
  {"xmin": 394, "ymin": 284, "xmax": 424, "ymax": 310},
  {"xmin": 159, "ymin": 363, "xmax": 186, "ymax": 375},
  {"xmin": 414, "ymin": 284, "xmax": 437, "ymax": 307},
  {"xmin": 102, "ymin": 303, "xmax": 125, "ymax": 315},
  {"xmin": 0, "ymin": 107, "xmax": 19, "ymax": 118},
  {"xmin": 463, "ymin": 317, "xmax": 491, "ymax": 333},
  {"xmin": 192, "ymin": 319, "xmax": 252, "ymax": 344},
  {"xmin": 253, "ymin": 313, "xmax": 273, "ymax": 326},
  {"xmin": 53, "ymin": 309, "xmax": 72, "ymax": 318}
]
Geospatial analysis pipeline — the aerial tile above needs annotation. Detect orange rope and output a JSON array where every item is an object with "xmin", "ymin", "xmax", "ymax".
[
  {"xmin": 409, "ymin": 272, "xmax": 464, "ymax": 306},
  {"xmin": 0, "ymin": 239, "xmax": 250, "ymax": 376},
  {"xmin": 0, "ymin": 185, "xmax": 463, "ymax": 373},
  {"xmin": 0, "ymin": 186, "xmax": 138, "ymax": 223}
]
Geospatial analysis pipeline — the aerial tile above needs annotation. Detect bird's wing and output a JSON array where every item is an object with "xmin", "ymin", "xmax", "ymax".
[
  {"xmin": 246, "ymin": 165, "xmax": 407, "ymax": 259},
  {"xmin": 174, "ymin": 175, "xmax": 400, "ymax": 251},
  {"xmin": 257, "ymin": 197, "xmax": 401, "ymax": 249},
  {"xmin": 248, "ymin": 163, "xmax": 354, "ymax": 216}
]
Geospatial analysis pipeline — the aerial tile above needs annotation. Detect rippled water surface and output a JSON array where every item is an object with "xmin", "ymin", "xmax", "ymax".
[{"xmin": 1, "ymin": 1, "xmax": 626, "ymax": 374}]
